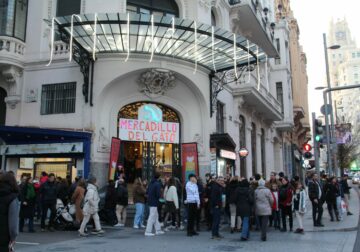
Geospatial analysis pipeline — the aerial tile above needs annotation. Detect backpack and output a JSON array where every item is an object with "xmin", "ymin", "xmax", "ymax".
[{"xmin": 279, "ymin": 187, "xmax": 287, "ymax": 201}]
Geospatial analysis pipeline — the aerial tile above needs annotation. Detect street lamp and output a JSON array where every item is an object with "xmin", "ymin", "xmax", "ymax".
[{"xmin": 323, "ymin": 33, "xmax": 341, "ymax": 175}]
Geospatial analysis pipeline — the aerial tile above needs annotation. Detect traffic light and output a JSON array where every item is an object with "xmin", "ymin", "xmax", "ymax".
[
  {"xmin": 314, "ymin": 118, "xmax": 324, "ymax": 148},
  {"xmin": 303, "ymin": 143, "xmax": 313, "ymax": 159}
]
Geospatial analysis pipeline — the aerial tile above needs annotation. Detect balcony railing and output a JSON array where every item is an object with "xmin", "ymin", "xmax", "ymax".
[
  {"xmin": 0, "ymin": 36, "xmax": 25, "ymax": 65},
  {"xmin": 229, "ymin": 0, "xmax": 242, "ymax": 4}
]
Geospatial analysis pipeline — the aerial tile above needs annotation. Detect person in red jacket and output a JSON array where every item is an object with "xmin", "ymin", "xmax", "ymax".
[
  {"xmin": 270, "ymin": 183, "xmax": 280, "ymax": 229},
  {"xmin": 279, "ymin": 177, "xmax": 293, "ymax": 232}
]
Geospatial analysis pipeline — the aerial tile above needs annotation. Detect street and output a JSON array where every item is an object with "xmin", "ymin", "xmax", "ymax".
[{"xmin": 14, "ymin": 184, "xmax": 360, "ymax": 252}]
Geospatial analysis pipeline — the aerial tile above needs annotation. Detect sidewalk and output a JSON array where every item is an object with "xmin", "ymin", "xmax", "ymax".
[{"xmin": 303, "ymin": 182, "xmax": 359, "ymax": 232}]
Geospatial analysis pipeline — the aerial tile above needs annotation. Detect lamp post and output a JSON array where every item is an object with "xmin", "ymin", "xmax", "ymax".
[
  {"xmin": 322, "ymin": 33, "xmax": 340, "ymax": 175},
  {"xmin": 315, "ymin": 83, "xmax": 360, "ymax": 175}
]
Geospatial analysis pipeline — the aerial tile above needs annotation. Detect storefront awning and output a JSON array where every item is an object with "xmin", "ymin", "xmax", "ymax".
[
  {"xmin": 0, "ymin": 126, "xmax": 91, "ymax": 145},
  {"xmin": 210, "ymin": 133, "xmax": 236, "ymax": 151},
  {"xmin": 51, "ymin": 13, "xmax": 267, "ymax": 72}
]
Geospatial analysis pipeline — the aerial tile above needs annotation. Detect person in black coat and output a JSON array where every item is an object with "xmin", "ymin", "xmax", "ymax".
[
  {"xmin": 40, "ymin": 173, "xmax": 57, "ymax": 231},
  {"xmin": 324, "ymin": 177, "xmax": 340, "ymax": 221},
  {"xmin": 104, "ymin": 180, "xmax": 117, "ymax": 225},
  {"xmin": 115, "ymin": 179, "xmax": 128, "ymax": 227},
  {"xmin": 210, "ymin": 177, "xmax": 225, "ymax": 239},
  {"xmin": 226, "ymin": 176, "xmax": 240, "ymax": 233},
  {"xmin": 308, "ymin": 173, "xmax": 325, "ymax": 227},
  {"xmin": 236, "ymin": 179, "xmax": 254, "ymax": 241},
  {"xmin": 340, "ymin": 174, "xmax": 353, "ymax": 215},
  {"xmin": 19, "ymin": 177, "xmax": 36, "ymax": 232}
]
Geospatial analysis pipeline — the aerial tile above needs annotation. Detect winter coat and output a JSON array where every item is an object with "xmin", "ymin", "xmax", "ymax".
[
  {"xmin": 279, "ymin": 184, "xmax": 293, "ymax": 207},
  {"xmin": 40, "ymin": 181, "xmax": 57, "ymax": 203},
  {"xmin": 164, "ymin": 185, "xmax": 179, "ymax": 209},
  {"xmin": 147, "ymin": 178, "xmax": 162, "ymax": 207},
  {"xmin": 71, "ymin": 186, "xmax": 85, "ymax": 222},
  {"xmin": 340, "ymin": 179, "xmax": 351, "ymax": 195},
  {"xmin": 254, "ymin": 186, "xmax": 274, "ymax": 216},
  {"xmin": 104, "ymin": 185, "xmax": 117, "ymax": 209},
  {"xmin": 226, "ymin": 181, "xmax": 239, "ymax": 205},
  {"xmin": 19, "ymin": 183, "xmax": 36, "ymax": 218},
  {"xmin": 292, "ymin": 189, "xmax": 307, "ymax": 213},
  {"xmin": 324, "ymin": 183, "xmax": 339, "ymax": 204},
  {"xmin": 210, "ymin": 182, "xmax": 223, "ymax": 208},
  {"xmin": 271, "ymin": 191, "xmax": 279, "ymax": 211},
  {"xmin": 0, "ymin": 183, "xmax": 19, "ymax": 251},
  {"xmin": 235, "ymin": 187, "xmax": 254, "ymax": 217},
  {"xmin": 116, "ymin": 184, "xmax": 128, "ymax": 206},
  {"xmin": 82, "ymin": 183, "xmax": 100, "ymax": 215},
  {"xmin": 133, "ymin": 183, "xmax": 146, "ymax": 204},
  {"xmin": 308, "ymin": 179, "xmax": 324, "ymax": 201},
  {"xmin": 56, "ymin": 182, "xmax": 69, "ymax": 204}
]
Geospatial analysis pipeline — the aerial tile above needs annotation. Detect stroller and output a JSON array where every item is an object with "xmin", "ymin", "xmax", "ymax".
[{"xmin": 54, "ymin": 198, "xmax": 77, "ymax": 230}]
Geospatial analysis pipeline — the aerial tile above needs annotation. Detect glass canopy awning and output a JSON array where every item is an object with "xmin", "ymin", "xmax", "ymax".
[{"xmin": 52, "ymin": 13, "xmax": 267, "ymax": 72}]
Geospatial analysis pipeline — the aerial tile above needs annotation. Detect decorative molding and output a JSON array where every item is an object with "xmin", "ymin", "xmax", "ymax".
[
  {"xmin": 97, "ymin": 127, "xmax": 110, "ymax": 153},
  {"xmin": 193, "ymin": 133, "xmax": 205, "ymax": 156},
  {"xmin": 138, "ymin": 69, "xmax": 176, "ymax": 98},
  {"xmin": 1, "ymin": 67, "xmax": 22, "ymax": 84},
  {"xmin": 199, "ymin": 0, "xmax": 213, "ymax": 10},
  {"xmin": 5, "ymin": 95, "xmax": 21, "ymax": 109}
]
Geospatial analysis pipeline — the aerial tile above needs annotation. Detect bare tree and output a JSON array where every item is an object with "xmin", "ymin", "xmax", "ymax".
[{"xmin": 337, "ymin": 123, "xmax": 360, "ymax": 174}]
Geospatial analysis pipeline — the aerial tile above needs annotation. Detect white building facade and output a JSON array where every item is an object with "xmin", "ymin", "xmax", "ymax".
[{"xmin": 0, "ymin": 0, "xmax": 296, "ymax": 186}]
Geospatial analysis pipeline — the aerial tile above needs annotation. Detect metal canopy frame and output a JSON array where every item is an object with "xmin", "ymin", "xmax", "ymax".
[{"xmin": 48, "ymin": 13, "xmax": 265, "ymax": 110}]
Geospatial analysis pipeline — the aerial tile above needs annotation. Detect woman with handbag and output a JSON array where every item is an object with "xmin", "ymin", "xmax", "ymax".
[
  {"xmin": 293, "ymin": 182, "xmax": 307, "ymax": 234},
  {"xmin": 163, "ymin": 177, "xmax": 179, "ymax": 231}
]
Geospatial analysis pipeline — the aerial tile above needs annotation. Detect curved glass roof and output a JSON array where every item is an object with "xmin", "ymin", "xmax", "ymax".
[{"xmin": 53, "ymin": 13, "xmax": 267, "ymax": 72}]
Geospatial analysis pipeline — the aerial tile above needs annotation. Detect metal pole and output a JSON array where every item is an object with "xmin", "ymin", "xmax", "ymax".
[
  {"xmin": 323, "ymin": 33, "xmax": 337, "ymax": 175},
  {"xmin": 312, "ymin": 112, "xmax": 320, "ymax": 177},
  {"xmin": 323, "ymin": 91, "xmax": 332, "ymax": 175}
]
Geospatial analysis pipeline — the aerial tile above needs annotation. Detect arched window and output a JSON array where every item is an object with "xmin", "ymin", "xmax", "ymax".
[
  {"xmin": 127, "ymin": 0, "xmax": 179, "ymax": 17},
  {"xmin": 0, "ymin": 87, "xmax": 7, "ymax": 126},
  {"xmin": 251, "ymin": 122, "xmax": 257, "ymax": 176},
  {"xmin": 0, "ymin": 0, "xmax": 28, "ymax": 41},
  {"xmin": 239, "ymin": 115, "xmax": 246, "ymax": 177},
  {"xmin": 211, "ymin": 10, "xmax": 216, "ymax": 26}
]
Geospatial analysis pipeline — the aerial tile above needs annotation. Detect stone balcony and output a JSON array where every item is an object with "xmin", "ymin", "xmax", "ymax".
[
  {"xmin": 231, "ymin": 72, "xmax": 283, "ymax": 122},
  {"xmin": 229, "ymin": 0, "xmax": 278, "ymax": 58},
  {"xmin": 0, "ymin": 36, "xmax": 25, "ymax": 67},
  {"xmin": 53, "ymin": 41, "xmax": 70, "ymax": 59}
]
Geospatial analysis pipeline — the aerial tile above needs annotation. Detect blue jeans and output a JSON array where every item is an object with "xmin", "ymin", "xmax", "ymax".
[
  {"xmin": 241, "ymin": 216, "xmax": 250, "ymax": 239},
  {"xmin": 211, "ymin": 207, "xmax": 221, "ymax": 236},
  {"xmin": 134, "ymin": 203, "xmax": 145, "ymax": 226}
]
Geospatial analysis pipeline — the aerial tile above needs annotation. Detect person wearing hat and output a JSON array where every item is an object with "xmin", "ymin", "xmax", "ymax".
[{"xmin": 254, "ymin": 179, "xmax": 274, "ymax": 241}]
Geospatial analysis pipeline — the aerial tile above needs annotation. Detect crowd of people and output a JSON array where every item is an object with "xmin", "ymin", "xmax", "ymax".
[{"xmin": 0, "ymin": 168, "xmax": 355, "ymax": 250}]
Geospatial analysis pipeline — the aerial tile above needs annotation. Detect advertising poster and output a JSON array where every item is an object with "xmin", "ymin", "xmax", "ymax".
[
  {"xmin": 181, "ymin": 143, "xmax": 199, "ymax": 182},
  {"xmin": 108, "ymin": 137, "xmax": 121, "ymax": 180}
]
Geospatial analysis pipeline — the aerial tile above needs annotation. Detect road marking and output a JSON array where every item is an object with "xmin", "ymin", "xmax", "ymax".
[{"xmin": 16, "ymin": 242, "xmax": 40, "ymax": 246}]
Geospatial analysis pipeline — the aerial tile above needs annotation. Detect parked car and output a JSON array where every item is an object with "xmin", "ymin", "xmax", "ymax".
[{"xmin": 352, "ymin": 174, "xmax": 360, "ymax": 184}]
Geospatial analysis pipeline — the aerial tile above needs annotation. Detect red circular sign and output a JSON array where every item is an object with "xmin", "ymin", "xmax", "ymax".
[{"xmin": 239, "ymin": 148, "xmax": 249, "ymax": 158}]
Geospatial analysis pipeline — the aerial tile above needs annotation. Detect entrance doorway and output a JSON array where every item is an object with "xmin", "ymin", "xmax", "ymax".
[{"xmin": 118, "ymin": 102, "xmax": 181, "ymax": 183}]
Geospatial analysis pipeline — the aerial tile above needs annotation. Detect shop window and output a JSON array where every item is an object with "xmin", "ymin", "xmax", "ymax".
[
  {"xmin": 0, "ymin": 0, "xmax": 28, "ymax": 41},
  {"xmin": 261, "ymin": 128, "xmax": 266, "ymax": 178},
  {"xmin": 216, "ymin": 101, "xmax": 225, "ymax": 133},
  {"xmin": 239, "ymin": 115, "xmax": 246, "ymax": 177},
  {"xmin": 56, "ymin": 0, "xmax": 81, "ymax": 16},
  {"xmin": 41, "ymin": 82, "xmax": 76, "ymax": 115},
  {"xmin": 251, "ymin": 122, "xmax": 256, "ymax": 176},
  {"xmin": 127, "ymin": 0, "xmax": 179, "ymax": 17},
  {"xmin": 0, "ymin": 87, "xmax": 6, "ymax": 126},
  {"xmin": 276, "ymin": 82, "xmax": 284, "ymax": 115}
]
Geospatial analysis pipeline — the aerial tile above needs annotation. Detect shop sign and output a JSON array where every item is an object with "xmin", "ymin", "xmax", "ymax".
[
  {"xmin": 119, "ymin": 104, "xmax": 179, "ymax": 143},
  {"xmin": 239, "ymin": 148, "xmax": 249, "ymax": 158},
  {"xmin": 220, "ymin": 149, "xmax": 236, "ymax": 160},
  {"xmin": 210, "ymin": 148, "xmax": 217, "ymax": 175},
  {"xmin": 181, "ymin": 143, "xmax": 199, "ymax": 182},
  {"xmin": 0, "ymin": 142, "xmax": 83, "ymax": 155}
]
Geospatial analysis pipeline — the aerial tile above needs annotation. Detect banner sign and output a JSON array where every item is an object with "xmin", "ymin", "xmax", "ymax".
[
  {"xmin": 108, "ymin": 137, "xmax": 121, "ymax": 180},
  {"xmin": 119, "ymin": 119, "xmax": 179, "ymax": 143},
  {"xmin": 210, "ymin": 148, "xmax": 217, "ymax": 175},
  {"xmin": 335, "ymin": 123, "xmax": 352, "ymax": 144},
  {"xmin": 181, "ymin": 143, "xmax": 199, "ymax": 182},
  {"xmin": 0, "ymin": 142, "xmax": 83, "ymax": 155}
]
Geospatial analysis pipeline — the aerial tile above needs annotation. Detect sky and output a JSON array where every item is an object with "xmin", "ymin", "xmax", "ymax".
[{"xmin": 291, "ymin": 0, "xmax": 360, "ymax": 118}]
